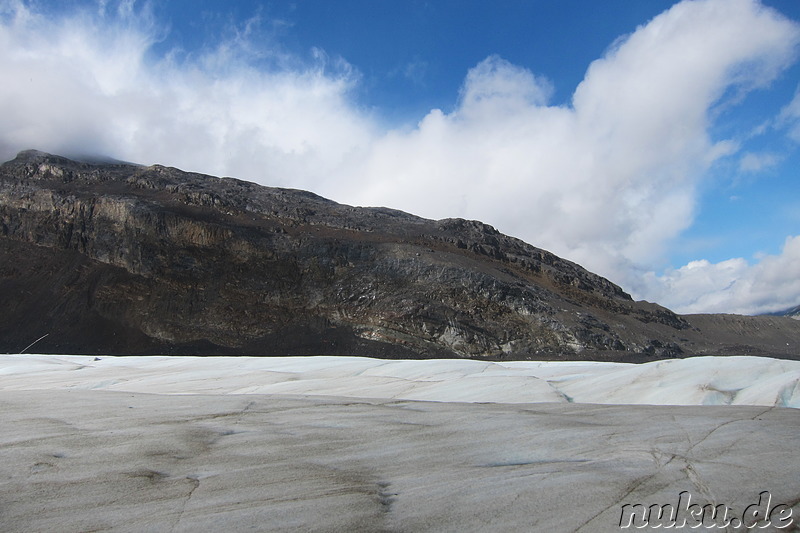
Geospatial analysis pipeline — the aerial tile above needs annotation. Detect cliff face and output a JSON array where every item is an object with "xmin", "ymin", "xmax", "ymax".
[{"xmin": 1, "ymin": 150, "xmax": 798, "ymax": 360}]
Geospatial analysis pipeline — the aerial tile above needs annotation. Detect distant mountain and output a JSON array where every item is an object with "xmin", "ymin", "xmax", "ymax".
[
  {"xmin": 765, "ymin": 305, "xmax": 800, "ymax": 320},
  {"xmin": 2, "ymin": 150, "xmax": 799, "ymax": 360}
]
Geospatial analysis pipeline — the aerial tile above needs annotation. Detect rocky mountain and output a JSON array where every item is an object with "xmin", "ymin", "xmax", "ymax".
[{"xmin": 2, "ymin": 150, "xmax": 799, "ymax": 360}]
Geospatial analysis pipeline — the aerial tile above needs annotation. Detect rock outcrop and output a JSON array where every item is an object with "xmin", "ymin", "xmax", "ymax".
[{"xmin": 2, "ymin": 150, "xmax": 799, "ymax": 360}]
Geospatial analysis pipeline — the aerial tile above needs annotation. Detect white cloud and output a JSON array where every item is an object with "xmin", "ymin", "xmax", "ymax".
[
  {"xmin": 343, "ymin": 0, "xmax": 799, "ymax": 294},
  {"xmin": 0, "ymin": 0, "xmax": 799, "ymax": 315},
  {"xmin": 641, "ymin": 235, "xmax": 800, "ymax": 314},
  {"xmin": 0, "ymin": 0, "xmax": 376, "ymax": 191}
]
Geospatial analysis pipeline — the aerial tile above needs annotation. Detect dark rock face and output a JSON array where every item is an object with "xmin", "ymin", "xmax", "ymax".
[{"xmin": 2, "ymin": 150, "xmax": 799, "ymax": 360}]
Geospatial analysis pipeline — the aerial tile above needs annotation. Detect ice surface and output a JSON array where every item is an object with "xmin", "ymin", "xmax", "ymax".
[
  {"xmin": 1, "ymin": 354, "xmax": 798, "ymax": 531},
  {"xmin": 0, "ymin": 390, "xmax": 797, "ymax": 532},
  {"xmin": 1, "ymin": 354, "xmax": 797, "ymax": 407}
]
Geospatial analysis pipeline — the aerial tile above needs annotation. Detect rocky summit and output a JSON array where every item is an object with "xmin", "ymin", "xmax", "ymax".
[{"xmin": 1, "ymin": 150, "xmax": 798, "ymax": 360}]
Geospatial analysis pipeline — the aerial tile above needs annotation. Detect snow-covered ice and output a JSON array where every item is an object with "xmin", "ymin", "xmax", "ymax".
[{"xmin": 1, "ymin": 354, "xmax": 798, "ymax": 407}]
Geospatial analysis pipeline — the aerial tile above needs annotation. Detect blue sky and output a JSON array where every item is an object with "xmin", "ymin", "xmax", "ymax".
[
  {"xmin": 1, "ymin": 0, "xmax": 799, "ymax": 314},
  {"xmin": 153, "ymin": 1, "xmax": 683, "ymax": 118}
]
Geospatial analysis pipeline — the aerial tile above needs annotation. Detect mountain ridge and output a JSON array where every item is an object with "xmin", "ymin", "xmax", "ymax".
[{"xmin": 2, "ymin": 150, "xmax": 798, "ymax": 360}]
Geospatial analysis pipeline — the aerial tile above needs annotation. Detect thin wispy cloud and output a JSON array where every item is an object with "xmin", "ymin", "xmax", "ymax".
[
  {"xmin": 0, "ymin": 0, "xmax": 798, "ymax": 315},
  {"xmin": 780, "ymin": 86, "xmax": 800, "ymax": 142},
  {"xmin": 739, "ymin": 151, "xmax": 781, "ymax": 173}
]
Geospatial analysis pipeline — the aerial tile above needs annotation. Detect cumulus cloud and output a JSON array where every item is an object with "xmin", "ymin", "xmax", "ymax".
[
  {"xmin": 343, "ymin": 0, "xmax": 798, "ymax": 294},
  {"xmin": 0, "ymin": 0, "xmax": 798, "ymax": 315},
  {"xmin": 641, "ymin": 235, "xmax": 800, "ymax": 314}
]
